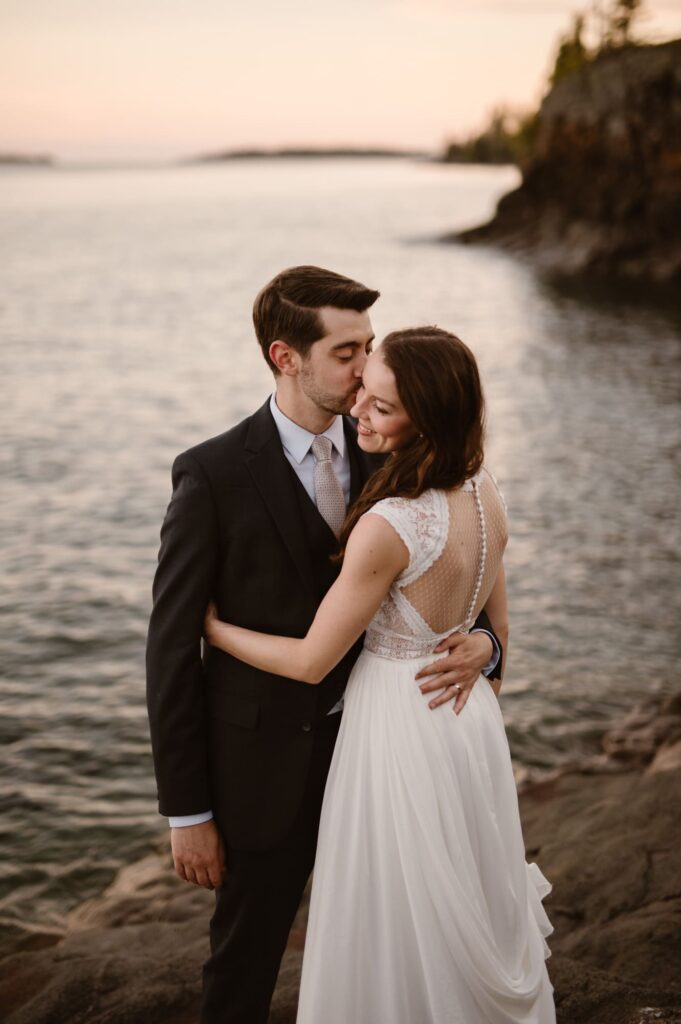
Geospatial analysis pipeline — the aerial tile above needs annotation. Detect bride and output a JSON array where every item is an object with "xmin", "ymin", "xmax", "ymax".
[{"xmin": 204, "ymin": 326, "xmax": 555, "ymax": 1023}]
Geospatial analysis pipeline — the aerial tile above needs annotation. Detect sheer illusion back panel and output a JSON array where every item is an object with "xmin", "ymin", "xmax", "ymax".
[{"xmin": 401, "ymin": 471, "xmax": 508, "ymax": 635}]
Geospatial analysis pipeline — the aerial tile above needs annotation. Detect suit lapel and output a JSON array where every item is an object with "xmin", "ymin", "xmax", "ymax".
[
  {"xmin": 243, "ymin": 404, "xmax": 384, "ymax": 597},
  {"xmin": 245, "ymin": 401, "xmax": 316, "ymax": 602}
]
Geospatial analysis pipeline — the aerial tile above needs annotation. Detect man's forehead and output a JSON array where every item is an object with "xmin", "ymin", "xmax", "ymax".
[{"xmin": 318, "ymin": 305, "xmax": 373, "ymax": 341}]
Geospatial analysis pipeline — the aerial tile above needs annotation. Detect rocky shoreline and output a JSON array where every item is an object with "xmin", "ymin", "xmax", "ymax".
[
  {"xmin": 451, "ymin": 41, "xmax": 681, "ymax": 287},
  {"xmin": 1, "ymin": 693, "xmax": 680, "ymax": 1024}
]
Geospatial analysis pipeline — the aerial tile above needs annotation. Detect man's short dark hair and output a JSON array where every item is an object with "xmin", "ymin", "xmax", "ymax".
[{"xmin": 253, "ymin": 265, "xmax": 380, "ymax": 373}]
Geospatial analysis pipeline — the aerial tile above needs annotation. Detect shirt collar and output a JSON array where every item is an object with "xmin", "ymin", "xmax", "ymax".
[{"xmin": 269, "ymin": 393, "xmax": 346, "ymax": 465}]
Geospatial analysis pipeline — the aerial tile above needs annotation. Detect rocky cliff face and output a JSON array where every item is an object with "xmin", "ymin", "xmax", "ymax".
[{"xmin": 457, "ymin": 40, "xmax": 681, "ymax": 284}]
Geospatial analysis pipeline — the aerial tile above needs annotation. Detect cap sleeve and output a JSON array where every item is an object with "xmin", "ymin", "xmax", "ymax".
[
  {"xmin": 482, "ymin": 467, "xmax": 508, "ymax": 514},
  {"xmin": 361, "ymin": 497, "xmax": 415, "ymax": 570}
]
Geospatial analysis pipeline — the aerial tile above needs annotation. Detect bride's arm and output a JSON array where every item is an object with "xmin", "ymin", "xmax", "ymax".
[
  {"xmin": 204, "ymin": 513, "xmax": 408, "ymax": 685},
  {"xmin": 483, "ymin": 562, "xmax": 509, "ymax": 696}
]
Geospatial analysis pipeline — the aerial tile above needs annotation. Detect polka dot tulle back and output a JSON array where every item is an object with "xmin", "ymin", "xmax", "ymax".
[{"xmin": 362, "ymin": 469, "xmax": 508, "ymax": 659}]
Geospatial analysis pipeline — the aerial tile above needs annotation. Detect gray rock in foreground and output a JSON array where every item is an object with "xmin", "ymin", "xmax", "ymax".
[{"xmin": 2, "ymin": 696, "xmax": 680, "ymax": 1024}]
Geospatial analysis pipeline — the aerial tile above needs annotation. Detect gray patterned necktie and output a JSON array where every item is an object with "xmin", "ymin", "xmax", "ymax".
[{"xmin": 311, "ymin": 435, "xmax": 346, "ymax": 538}]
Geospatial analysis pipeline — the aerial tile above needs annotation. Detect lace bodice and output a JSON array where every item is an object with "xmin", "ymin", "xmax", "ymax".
[{"xmin": 361, "ymin": 468, "xmax": 508, "ymax": 660}]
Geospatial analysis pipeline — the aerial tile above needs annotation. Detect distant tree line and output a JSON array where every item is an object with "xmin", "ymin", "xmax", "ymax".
[
  {"xmin": 443, "ymin": 107, "xmax": 540, "ymax": 166},
  {"xmin": 443, "ymin": 0, "xmax": 646, "ymax": 166}
]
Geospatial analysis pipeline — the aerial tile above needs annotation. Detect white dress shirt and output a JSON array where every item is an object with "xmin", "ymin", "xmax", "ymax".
[
  {"xmin": 269, "ymin": 393, "xmax": 351, "ymax": 506},
  {"xmin": 169, "ymin": 395, "xmax": 499, "ymax": 827}
]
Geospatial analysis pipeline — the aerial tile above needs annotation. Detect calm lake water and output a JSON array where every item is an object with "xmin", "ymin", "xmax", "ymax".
[{"xmin": 1, "ymin": 159, "xmax": 679, "ymax": 949}]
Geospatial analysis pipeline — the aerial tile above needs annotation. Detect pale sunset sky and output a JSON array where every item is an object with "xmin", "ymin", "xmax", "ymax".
[{"xmin": 2, "ymin": 0, "xmax": 680, "ymax": 162}]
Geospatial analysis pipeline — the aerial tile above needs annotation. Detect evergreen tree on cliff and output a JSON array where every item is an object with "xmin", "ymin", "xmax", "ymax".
[
  {"xmin": 551, "ymin": 14, "xmax": 589, "ymax": 84},
  {"xmin": 603, "ymin": 0, "xmax": 644, "ymax": 48}
]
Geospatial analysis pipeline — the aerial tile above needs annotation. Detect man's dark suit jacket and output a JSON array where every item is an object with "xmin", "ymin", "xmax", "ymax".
[{"xmin": 146, "ymin": 399, "xmax": 501, "ymax": 851}]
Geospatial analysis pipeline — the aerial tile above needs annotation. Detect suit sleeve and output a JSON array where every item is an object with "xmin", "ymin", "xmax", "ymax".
[
  {"xmin": 146, "ymin": 451, "xmax": 218, "ymax": 817},
  {"xmin": 472, "ymin": 607, "xmax": 503, "ymax": 681}
]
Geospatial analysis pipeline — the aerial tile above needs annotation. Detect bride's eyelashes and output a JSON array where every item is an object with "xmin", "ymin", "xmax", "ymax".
[{"xmin": 356, "ymin": 382, "xmax": 389, "ymax": 416}]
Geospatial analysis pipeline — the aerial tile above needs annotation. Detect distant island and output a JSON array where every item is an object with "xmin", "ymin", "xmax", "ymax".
[
  {"xmin": 187, "ymin": 146, "xmax": 428, "ymax": 164},
  {"xmin": 0, "ymin": 153, "xmax": 54, "ymax": 166}
]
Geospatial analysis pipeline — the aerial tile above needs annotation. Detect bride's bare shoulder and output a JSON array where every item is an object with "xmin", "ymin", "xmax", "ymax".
[{"xmin": 346, "ymin": 507, "xmax": 410, "ymax": 574}]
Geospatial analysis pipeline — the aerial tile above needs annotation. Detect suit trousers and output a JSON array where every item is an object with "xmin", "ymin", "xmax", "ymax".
[{"xmin": 200, "ymin": 711, "xmax": 342, "ymax": 1024}]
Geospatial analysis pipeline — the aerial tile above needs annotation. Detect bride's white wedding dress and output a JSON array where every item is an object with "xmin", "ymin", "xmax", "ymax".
[{"xmin": 297, "ymin": 468, "xmax": 555, "ymax": 1024}]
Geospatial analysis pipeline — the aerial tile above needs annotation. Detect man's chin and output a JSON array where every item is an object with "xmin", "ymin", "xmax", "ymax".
[{"xmin": 327, "ymin": 395, "xmax": 359, "ymax": 416}]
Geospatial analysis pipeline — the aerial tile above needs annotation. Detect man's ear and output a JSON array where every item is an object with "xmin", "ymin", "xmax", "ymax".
[{"xmin": 269, "ymin": 340, "xmax": 299, "ymax": 376}]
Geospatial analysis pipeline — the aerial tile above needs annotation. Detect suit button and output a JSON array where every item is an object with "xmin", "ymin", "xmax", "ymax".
[{"xmin": 301, "ymin": 721, "xmax": 312, "ymax": 732}]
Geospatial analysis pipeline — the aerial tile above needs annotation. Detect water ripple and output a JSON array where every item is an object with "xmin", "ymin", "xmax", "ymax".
[{"xmin": 1, "ymin": 160, "xmax": 679, "ymax": 947}]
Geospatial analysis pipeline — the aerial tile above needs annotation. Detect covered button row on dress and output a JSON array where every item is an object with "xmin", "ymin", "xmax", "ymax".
[{"xmin": 463, "ymin": 479, "xmax": 488, "ymax": 631}]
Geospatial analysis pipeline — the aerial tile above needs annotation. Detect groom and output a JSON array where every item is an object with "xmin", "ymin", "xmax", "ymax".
[{"xmin": 146, "ymin": 266, "xmax": 502, "ymax": 1024}]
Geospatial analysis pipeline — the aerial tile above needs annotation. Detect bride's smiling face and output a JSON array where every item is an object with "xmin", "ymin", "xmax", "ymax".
[{"xmin": 351, "ymin": 349, "xmax": 418, "ymax": 453}]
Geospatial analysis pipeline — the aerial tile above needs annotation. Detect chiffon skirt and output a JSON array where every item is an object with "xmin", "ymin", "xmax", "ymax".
[{"xmin": 296, "ymin": 648, "xmax": 556, "ymax": 1024}]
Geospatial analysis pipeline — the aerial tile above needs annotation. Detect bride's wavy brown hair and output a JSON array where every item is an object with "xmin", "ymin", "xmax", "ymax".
[{"xmin": 336, "ymin": 326, "xmax": 485, "ymax": 556}]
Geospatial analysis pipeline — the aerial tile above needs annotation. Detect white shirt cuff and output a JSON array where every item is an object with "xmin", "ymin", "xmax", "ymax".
[
  {"xmin": 168, "ymin": 811, "xmax": 214, "ymax": 828},
  {"xmin": 470, "ymin": 628, "xmax": 500, "ymax": 676}
]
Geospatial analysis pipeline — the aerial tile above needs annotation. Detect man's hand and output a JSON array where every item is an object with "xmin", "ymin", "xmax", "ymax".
[
  {"xmin": 171, "ymin": 819, "xmax": 226, "ymax": 890},
  {"xmin": 415, "ymin": 631, "xmax": 493, "ymax": 716}
]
